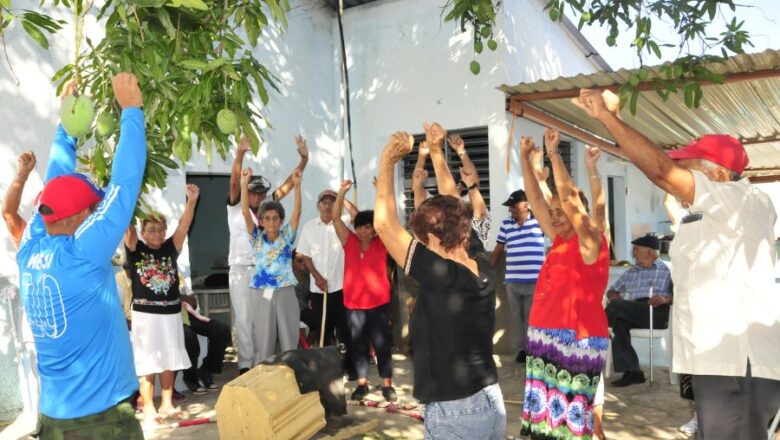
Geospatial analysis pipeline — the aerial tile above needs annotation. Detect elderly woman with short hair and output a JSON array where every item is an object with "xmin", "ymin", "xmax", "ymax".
[
  {"xmin": 374, "ymin": 130, "xmax": 505, "ymax": 439},
  {"xmin": 124, "ymin": 184, "xmax": 199, "ymax": 425},
  {"xmin": 240, "ymin": 167, "xmax": 302, "ymax": 365}
]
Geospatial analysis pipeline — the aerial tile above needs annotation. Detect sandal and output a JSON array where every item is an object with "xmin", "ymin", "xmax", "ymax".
[
  {"xmin": 142, "ymin": 410, "xmax": 165, "ymax": 429},
  {"xmin": 161, "ymin": 407, "xmax": 186, "ymax": 421}
]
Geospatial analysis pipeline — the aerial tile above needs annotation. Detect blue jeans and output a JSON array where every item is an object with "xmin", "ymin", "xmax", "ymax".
[{"xmin": 424, "ymin": 383, "xmax": 506, "ymax": 439}]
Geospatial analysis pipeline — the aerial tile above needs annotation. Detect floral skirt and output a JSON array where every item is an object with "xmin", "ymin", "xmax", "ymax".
[{"xmin": 520, "ymin": 326, "xmax": 608, "ymax": 440}]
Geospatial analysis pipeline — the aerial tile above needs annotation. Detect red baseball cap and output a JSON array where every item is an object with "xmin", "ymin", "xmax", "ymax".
[
  {"xmin": 38, "ymin": 173, "xmax": 105, "ymax": 222},
  {"xmin": 666, "ymin": 134, "xmax": 749, "ymax": 174}
]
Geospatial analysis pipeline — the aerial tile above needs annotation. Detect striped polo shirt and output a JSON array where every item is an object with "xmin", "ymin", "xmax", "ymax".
[{"xmin": 496, "ymin": 216, "xmax": 545, "ymax": 283}]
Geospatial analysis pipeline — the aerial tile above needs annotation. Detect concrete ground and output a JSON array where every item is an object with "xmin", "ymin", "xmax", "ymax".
[{"xmin": 135, "ymin": 353, "xmax": 694, "ymax": 440}]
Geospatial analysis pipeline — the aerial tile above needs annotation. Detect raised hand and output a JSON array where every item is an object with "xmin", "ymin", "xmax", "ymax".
[
  {"xmin": 520, "ymin": 136, "xmax": 538, "ymax": 159},
  {"xmin": 529, "ymin": 144, "xmax": 549, "ymax": 181},
  {"xmin": 459, "ymin": 166, "xmax": 478, "ymax": 188},
  {"xmin": 418, "ymin": 141, "xmax": 430, "ymax": 157},
  {"xmin": 186, "ymin": 183, "xmax": 200, "ymax": 201},
  {"xmin": 294, "ymin": 135, "xmax": 309, "ymax": 159},
  {"xmin": 448, "ymin": 134, "xmax": 465, "ymax": 154},
  {"xmin": 291, "ymin": 169, "xmax": 303, "ymax": 187},
  {"xmin": 237, "ymin": 134, "xmax": 252, "ymax": 156},
  {"xmin": 382, "ymin": 131, "xmax": 414, "ymax": 163},
  {"xmin": 240, "ymin": 168, "xmax": 252, "ymax": 186},
  {"xmin": 412, "ymin": 168, "xmax": 428, "ymax": 187},
  {"xmin": 112, "ymin": 72, "xmax": 143, "ymax": 109},
  {"xmin": 423, "ymin": 122, "xmax": 447, "ymax": 148},
  {"xmin": 60, "ymin": 79, "xmax": 79, "ymax": 103},
  {"xmin": 572, "ymin": 88, "xmax": 612, "ymax": 120},
  {"xmin": 339, "ymin": 180, "xmax": 353, "ymax": 193},
  {"xmin": 17, "ymin": 151, "xmax": 36, "ymax": 179},
  {"xmin": 544, "ymin": 127, "xmax": 561, "ymax": 153},
  {"xmin": 585, "ymin": 145, "xmax": 601, "ymax": 168}
]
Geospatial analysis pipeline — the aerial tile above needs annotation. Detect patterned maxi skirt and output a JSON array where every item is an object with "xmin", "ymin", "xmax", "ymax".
[{"xmin": 520, "ymin": 326, "xmax": 609, "ymax": 440}]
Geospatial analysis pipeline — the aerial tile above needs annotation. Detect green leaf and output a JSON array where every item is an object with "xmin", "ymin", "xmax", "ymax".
[
  {"xmin": 21, "ymin": 20, "xmax": 49, "ymax": 49},
  {"xmin": 629, "ymin": 87, "xmax": 639, "ymax": 115},
  {"xmin": 177, "ymin": 0, "xmax": 208, "ymax": 11},
  {"xmin": 0, "ymin": 0, "xmax": 10, "ymax": 9}
]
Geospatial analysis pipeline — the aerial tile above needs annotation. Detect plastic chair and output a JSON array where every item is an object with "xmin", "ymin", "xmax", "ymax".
[{"xmin": 629, "ymin": 305, "xmax": 676, "ymax": 385}]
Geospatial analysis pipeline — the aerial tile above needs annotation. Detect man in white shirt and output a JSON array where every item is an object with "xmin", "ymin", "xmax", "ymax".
[
  {"xmin": 227, "ymin": 135, "xmax": 308, "ymax": 374},
  {"xmin": 575, "ymin": 89, "xmax": 780, "ymax": 440},
  {"xmin": 296, "ymin": 189, "xmax": 357, "ymax": 378}
]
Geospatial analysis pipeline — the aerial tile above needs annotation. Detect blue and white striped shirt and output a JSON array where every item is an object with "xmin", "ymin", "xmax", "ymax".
[
  {"xmin": 496, "ymin": 217, "xmax": 545, "ymax": 283},
  {"xmin": 609, "ymin": 259, "xmax": 672, "ymax": 301}
]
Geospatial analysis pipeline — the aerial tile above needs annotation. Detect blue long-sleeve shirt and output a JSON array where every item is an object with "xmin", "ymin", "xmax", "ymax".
[{"xmin": 17, "ymin": 108, "xmax": 146, "ymax": 419}]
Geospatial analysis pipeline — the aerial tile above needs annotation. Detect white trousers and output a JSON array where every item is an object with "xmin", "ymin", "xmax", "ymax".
[{"xmin": 229, "ymin": 265, "xmax": 256, "ymax": 369}]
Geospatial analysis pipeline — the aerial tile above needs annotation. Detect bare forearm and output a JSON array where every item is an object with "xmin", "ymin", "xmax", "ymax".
[
  {"xmin": 490, "ymin": 243, "xmax": 504, "ymax": 267},
  {"xmin": 240, "ymin": 185, "xmax": 254, "ymax": 233},
  {"xmin": 522, "ymin": 157, "xmax": 548, "ymax": 214},
  {"xmin": 229, "ymin": 151, "xmax": 247, "ymax": 204},
  {"xmin": 302, "ymin": 256, "xmax": 322, "ymax": 279},
  {"xmin": 413, "ymin": 185, "xmax": 427, "ymax": 209},
  {"xmin": 429, "ymin": 149, "xmax": 458, "ymax": 198},
  {"xmin": 343, "ymin": 198, "xmax": 358, "ymax": 219},
  {"xmin": 2, "ymin": 178, "xmax": 24, "ymax": 220},
  {"xmin": 291, "ymin": 184, "xmax": 302, "ymax": 230},
  {"xmin": 277, "ymin": 157, "xmax": 309, "ymax": 201},
  {"xmin": 468, "ymin": 186, "xmax": 487, "ymax": 218}
]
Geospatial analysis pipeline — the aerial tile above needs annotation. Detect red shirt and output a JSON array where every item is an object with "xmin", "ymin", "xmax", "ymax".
[
  {"xmin": 343, "ymin": 234, "xmax": 391, "ymax": 309},
  {"xmin": 530, "ymin": 234, "xmax": 610, "ymax": 339}
]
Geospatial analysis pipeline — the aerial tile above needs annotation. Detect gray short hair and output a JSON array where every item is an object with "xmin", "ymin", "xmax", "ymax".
[
  {"xmin": 258, "ymin": 200, "xmax": 285, "ymax": 222},
  {"xmin": 699, "ymin": 159, "xmax": 740, "ymax": 181}
]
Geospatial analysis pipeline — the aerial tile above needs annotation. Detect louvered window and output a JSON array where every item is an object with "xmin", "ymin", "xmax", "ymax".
[{"xmin": 401, "ymin": 126, "xmax": 490, "ymax": 221}]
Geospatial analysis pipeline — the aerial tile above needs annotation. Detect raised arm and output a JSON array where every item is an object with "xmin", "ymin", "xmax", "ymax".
[
  {"xmin": 342, "ymin": 197, "xmax": 358, "ymax": 221},
  {"xmin": 374, "ymin": 132, "xmax": 414, "ymax": 266},
  {"xmin": 574, "ymin": 89, "xmax": 695, "ymax": 205},
  {"xmin": 544, "ymin": 128, "xmax": 601, "ymax": 263},
  {"xmin": 229, "ymin": 135, "xmax": 251, "ymax": 205},
  {"xmin": 73, "ymin": 73, "xmax": 146, "ymax": 264},
  {"xmin": 585, "ymin": 145, "xmax": 609, "ymax": 238},
  {"xmin": 449, "ymin": 134, "xmax": 487, "ymax": 219},
  {"xmin": 529, "ymin": 144, "xmax": 553, "ymax": 205},
  {"xmin": 273, "ymin": 135, "xmax": 309, "ymax": 201},
  {"xmin": 289, "ymin": 169, "xmax": 302, "ymax": 231},
  {"xmin": 425, "ymin": 123, "xmax": 459, "ymax": 198},
  {"xmin": 172, "ymin": 184, "xmax": 200, "ymax": 252},
  {"xmin": 412, "ymin": 142, "xmax": 429, "ymax": 209},
  {"xmin": 520, "ymin": 137, "xmax": 556, "ymax": 240},
  {"xmin": 3, "ymin": 152, "xmax": 35, "ymax": 248},
  {"xmin": 239, "ymin": 168, "xmax": 256, "ymax": 234},
  {"xmin": 124, "ymin": 223, "xmax": 139, "ymax": 252},
  {"xmin": 332, "ymin": 180, "xmax": 352, "ymax": 246}
]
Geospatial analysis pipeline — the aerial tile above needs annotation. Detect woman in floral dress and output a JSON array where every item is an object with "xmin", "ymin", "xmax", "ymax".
[
  {"xmin": 519, "ymin": 129, "xmax": 610, "ymax": 439},
  {"xmin": 125, "ymin": 184, "xmax": 199, "ymax": 426}
]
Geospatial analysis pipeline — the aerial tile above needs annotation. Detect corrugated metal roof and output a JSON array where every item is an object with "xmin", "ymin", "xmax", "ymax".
[{"xmin": 500, "ymin": 49, "xmax": 780, "ymax": 177}]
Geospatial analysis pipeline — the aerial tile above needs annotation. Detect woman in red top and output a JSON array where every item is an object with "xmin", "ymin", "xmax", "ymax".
[
  {"xmin": 519, "ymin": 128, "xmax": 610, "ymax": 439},
  {"xmin": 332, "ymin": 180, "xmax": 396, "ymax": 402}
]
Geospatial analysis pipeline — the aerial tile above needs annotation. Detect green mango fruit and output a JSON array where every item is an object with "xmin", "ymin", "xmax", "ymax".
[
  {"xmin": 487, "ymin": 39, "xmax": 498, "ymax": 51},
  {"xmin": 470, "ymin": 60, "xmax": 481, "ymax": 75},
  {"xmin": 95, "ymin": 112, "xmax": 116, "ymax": 137},
  {"xmin": 480, "ymin": 26, "xmax": 491, "ymax": 38},
  {"xmin": 474, "ymin": 41, "xmax": 484, "ymax": 54},
  {"xmin": 60, "ymin": 95, "xmax": 95, "ymax": 138},
  {"xmin": 216, "ymin": 109, "xmax": 237, "ymax": 135}
]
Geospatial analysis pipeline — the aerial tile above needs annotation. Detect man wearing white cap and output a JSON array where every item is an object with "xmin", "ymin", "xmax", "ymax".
[
  {"xmin": 575, "ymin": 89, "xmax": 780, "ymax": 439},
  {"xmin": 296, "ymin": 188, "xmax": 357, "ymax": 377}
]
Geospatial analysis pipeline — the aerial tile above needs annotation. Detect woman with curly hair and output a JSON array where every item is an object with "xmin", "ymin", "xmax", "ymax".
[
  {"xmin": 519, "ymin": 129, "xmax": 610, "ymax": 440},
  {"xmin": 374, "ymin": 129, "xmax": 505, "ymax": 439}
]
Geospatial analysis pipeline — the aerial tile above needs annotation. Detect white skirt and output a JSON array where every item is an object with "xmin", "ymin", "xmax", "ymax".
[{"xmin": 131, "ymin": 310, "xmax": 191, "ymax": 377}]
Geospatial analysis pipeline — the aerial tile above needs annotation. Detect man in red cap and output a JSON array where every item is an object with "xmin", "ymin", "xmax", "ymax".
[
  {"xmin": 575, "ymin": 89, "xmax": 779, "ymax": 439},
  {"xmin": 16, "ymin": 73, "xmax": 146, "ymax": 438}
]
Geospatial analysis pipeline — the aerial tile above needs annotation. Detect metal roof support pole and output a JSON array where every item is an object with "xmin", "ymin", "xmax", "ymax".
[{"xmin": 506, "ymin": 99, "xmax": 628, "ymax": 160}]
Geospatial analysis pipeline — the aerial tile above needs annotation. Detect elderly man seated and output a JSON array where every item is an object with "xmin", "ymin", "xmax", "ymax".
[{"xmin": 606, "ymin": 235, "xmax": 673, "ymax": 387}]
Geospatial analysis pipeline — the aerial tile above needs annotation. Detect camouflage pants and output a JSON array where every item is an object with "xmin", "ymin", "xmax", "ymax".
[{"xmin": 34, "ymin": 400, "xmax": 143, "ymax": 440}]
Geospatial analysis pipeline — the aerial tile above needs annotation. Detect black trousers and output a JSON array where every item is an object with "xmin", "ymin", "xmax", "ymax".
[
  {"xmin": 693, "ymin": 360, "xmax": 780, "ymax": 440},
  {"xmin": 309, "ymin": 290, "xmax": 355, "ymax": 377},
  {"xmin": 182, "ymin": 312, "xmax": 231, "ymax": 383},
  {"xmin": 605, "ymin": 298, "xmax": 669, "ymax": 372},
  {"xmin": 347, "ymin": 304, "xmax": 393, "ymax": 379}
]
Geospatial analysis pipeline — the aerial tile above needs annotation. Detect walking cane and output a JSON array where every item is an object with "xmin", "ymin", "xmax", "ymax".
[
  {"xmin": 319, "ymin": 288, "xmax": 328, "ymax": 347},
  {"xmin": 648, "ymin": 282, "xmax": 654, "ymax": 384}
]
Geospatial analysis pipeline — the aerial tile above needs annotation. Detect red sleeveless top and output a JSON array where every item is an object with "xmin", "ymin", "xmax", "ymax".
[{"xmin": 529, "ymin": 233, "xmax": 610, "ymax": 339}]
